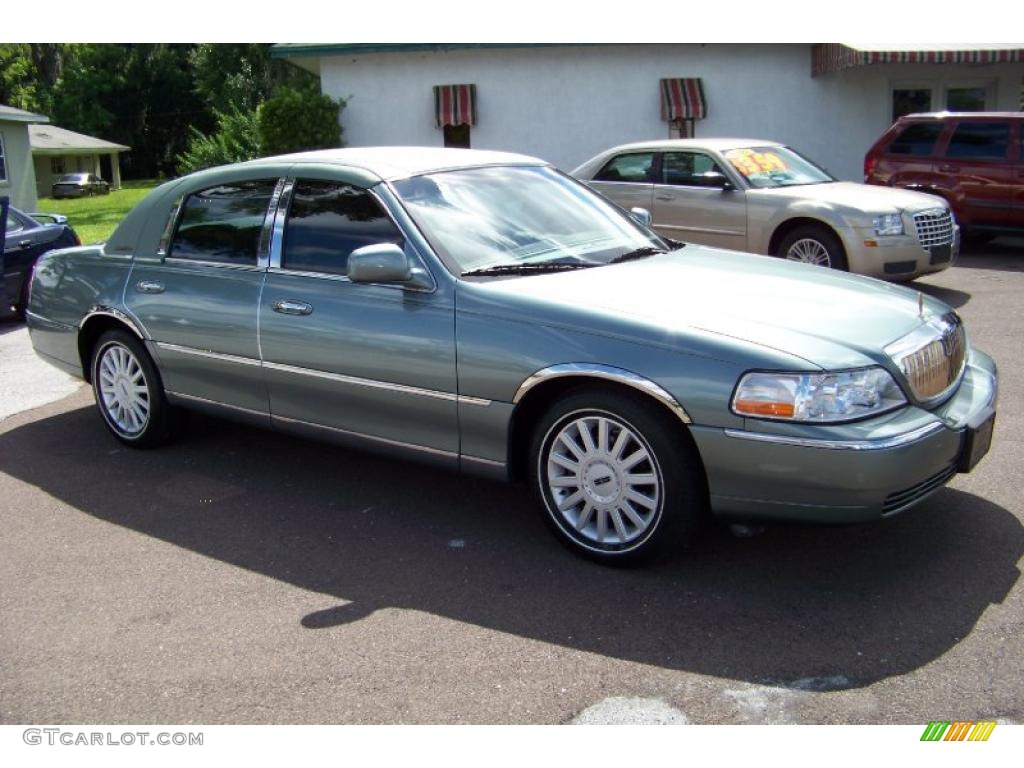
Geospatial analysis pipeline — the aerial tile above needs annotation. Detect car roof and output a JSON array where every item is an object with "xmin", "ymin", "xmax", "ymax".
[
  {"xmin": 235, "ymin": 146, "xmax": 548, "ymax": 181},
  {"xmin": 592, "ymin": 138, "xmax": 784, "ymax": 154},
  {"xmin": 898, "ymin": 111, "xmax": 1024, "ymax": 120}
]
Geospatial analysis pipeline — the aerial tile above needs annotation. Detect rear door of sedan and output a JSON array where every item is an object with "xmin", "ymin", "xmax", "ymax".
[
  {"xmin": 258, "ymin": 174, "xmax": 459, "ymax": 461},
  {"xmin": 650, "ymin": 150, "xmax": 747, "ymax": 250},
  {"xmin": 124, "ymin": 175, "xmax": 280, "ymax": 415}
]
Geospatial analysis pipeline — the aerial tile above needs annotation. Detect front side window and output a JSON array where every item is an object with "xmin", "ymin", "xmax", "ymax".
[
  {"xmin": 888, "ymin": 123, "xmax": 943, "ymax": 156},
  {"xmin": 660, "ymin": 151, "xmax": 727, "ymax": 187},
  {"xmin": 945, "ymin": 122, "xmax": 1010, "ymax": 159},
  {"xmin": 391, "ymin": 165, "xmax": 664, "ymax": 275},
  {"xmin": 282, "ymin": 180, "xmax": 404, "ymax": 276},
  {"xmin": 593, "ymin": 153, "xmax": 656, "ymax": 183},
  {"xmin": 723, "ymin": 146, "xmax": 834, "ymax": 189},
  {"xmin": 169, "ymin": 179, "xmax": 277, "ymax": 265}
]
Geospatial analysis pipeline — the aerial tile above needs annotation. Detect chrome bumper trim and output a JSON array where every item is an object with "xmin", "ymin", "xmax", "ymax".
[{"xmin": 724, "ymin": 421, "xmax": 947, "ymax": 451}]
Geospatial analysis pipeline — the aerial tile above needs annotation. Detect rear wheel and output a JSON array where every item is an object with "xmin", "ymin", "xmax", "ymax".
[
  {"xmin": 90, "ymin": 329, "xmax": 174, "ymax": 447},
  {"xmin": 529, "ymin": 387, "xmax": 704, "ymax": 565},
  {"xmin": 777, "ymin": 225, "xmax": 848, "ymax": 271}
]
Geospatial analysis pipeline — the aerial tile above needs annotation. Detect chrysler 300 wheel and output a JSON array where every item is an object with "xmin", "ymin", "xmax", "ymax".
[
  {"xmin": 90, "ymin": 329, "xmax": 173, "ymax": 447},
  {"xmin": 777, "ymin": 225, "xmax": 848, "ymax": 271},
  {"xmin": 529, "ymin": 388, "xmax": 704, "ymax": 564}
]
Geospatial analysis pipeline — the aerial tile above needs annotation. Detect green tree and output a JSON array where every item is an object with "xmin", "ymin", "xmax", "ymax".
[
  {"xmin": 176, "ymin": 107, "xmax": 261, "ymax": 174},
  {"xmin": 258, "ymin": 86, "xmax": 344, "ymax": 156}
]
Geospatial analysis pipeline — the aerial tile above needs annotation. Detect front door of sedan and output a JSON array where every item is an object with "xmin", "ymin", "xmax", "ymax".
[
  {"xmin": 650, "ymin": 151, "xmax": 747, "ymax": 250},
  {"xmin": 258, "ymin": 178, "xmax": 459, "ymax": 459},
  {"xmin": 585, "ymin": 151, "xmax": 656, "ymax": 215},
  {"xmin": 124, "ymin": 178, "xmax": 279, "ymax": 414}
]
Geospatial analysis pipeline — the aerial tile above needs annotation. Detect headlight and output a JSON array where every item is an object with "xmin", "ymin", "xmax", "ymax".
[
  {"xmin": 872, "ymin": 213, "xmax": 904, "ymax": 236},
  {"xmin": 732, "ymin": 367, "xmax": 907, "ymax": 423}
]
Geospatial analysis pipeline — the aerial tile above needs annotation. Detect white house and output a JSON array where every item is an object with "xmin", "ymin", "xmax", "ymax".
[
  {"xmin": 0, "ymin": 104, "xmax": 48, "ymax": 211},
  {"xmin": 272, "ymin": 43, "xmax": 1023, "ymax": 181}
]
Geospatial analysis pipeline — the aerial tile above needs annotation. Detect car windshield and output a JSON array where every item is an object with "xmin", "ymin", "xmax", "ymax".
[
  {"xmin": 390, "ymin": 165, "xmax": 665, "ymax": 275},
  {"xmin": 723, "ymin": 146, "xmax": 834, "ymax": 189},
  {"xmin": 58, "ymin": 174, "xmax": 88, "ymax": 183}
]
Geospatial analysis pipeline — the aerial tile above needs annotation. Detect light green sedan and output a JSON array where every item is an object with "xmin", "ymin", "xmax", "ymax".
[{"xmin": 25, "ymin": 147, "xmax": 997, "ymax": 563}]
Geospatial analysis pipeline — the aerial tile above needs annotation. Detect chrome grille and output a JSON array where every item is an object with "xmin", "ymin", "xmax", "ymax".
[
  {"xmin": 913, "ymin": 208, "xmax": 954, "ymax": 249},
  {"xmin": 888, "ymin": 313, "xmax": 967, "ymax": 401}
]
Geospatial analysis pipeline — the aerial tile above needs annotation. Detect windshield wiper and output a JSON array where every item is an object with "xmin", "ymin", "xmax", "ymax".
[
  {"xmin": 461, "ymin": 261, "xmax": 596, "ymax": 277},
  {"xmin": 608, "ymin": 246, "xmax": 668, "ymax": 264}
]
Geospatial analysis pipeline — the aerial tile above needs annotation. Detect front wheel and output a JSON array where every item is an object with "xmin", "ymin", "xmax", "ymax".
[
  {"xmin": 91, "ymin": 329, "xmax": 174, "ymax": 447},
  {"xmin": 529, "ymin": 388, "xmax": 705, "ymax": 565},
  {"xmin": 776, "ymin": 225, "xmax": 848, "ymax": 271}
]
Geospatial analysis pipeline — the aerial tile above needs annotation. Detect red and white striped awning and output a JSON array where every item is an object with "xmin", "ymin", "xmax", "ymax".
[
  {"xmin": 433, "ymin": 84, "xmax": 477, "ymax": 127},
  {"xmin": 660, "ymin": 78, "xmax": 707, "ymax": 122},
  {"xmin": 812, "ymin": 44, "xmax": 1024, "ymax": 77}
]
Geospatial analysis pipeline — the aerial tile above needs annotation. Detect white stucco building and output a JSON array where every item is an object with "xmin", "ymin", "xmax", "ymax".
[{"xmin": 273, "ymin": 43, "xmax": 1023, "ymax": 181}]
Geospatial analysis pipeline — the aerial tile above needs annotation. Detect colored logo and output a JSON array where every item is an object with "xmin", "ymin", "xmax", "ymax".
[{"xmin": 921, "ymin": 721, "xmax": 996, "ymax": 742}]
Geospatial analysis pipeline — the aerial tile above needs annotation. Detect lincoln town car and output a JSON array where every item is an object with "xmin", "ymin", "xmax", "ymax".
[{"xmin": 25, "ymin": 148, "xmax": 997, "ymax": 563}]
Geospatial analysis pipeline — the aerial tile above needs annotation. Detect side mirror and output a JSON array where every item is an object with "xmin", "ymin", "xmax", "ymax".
[
  {"xmin": 348, "ymin": 243, "xmax": 412, "ymax": 284},
  {"xmin": 629, "ymin": 207, "xmax": 653, "ymax": 228},
  {"xmin": 703, "ymin": 172, "xmax": 735, "ymax": 191}
]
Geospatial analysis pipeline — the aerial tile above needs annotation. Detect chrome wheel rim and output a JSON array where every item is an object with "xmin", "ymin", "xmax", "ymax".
[
  {"xmin": 545, "ymin": 413, "xmax": 662, "ymax": 548},
  {"xmin": 97, "ymin": 344, "xmax": 150, "ymax": 435},
  {"xmin": 785, "ymin": 238, "xmax": 832, "ymax": 267}
]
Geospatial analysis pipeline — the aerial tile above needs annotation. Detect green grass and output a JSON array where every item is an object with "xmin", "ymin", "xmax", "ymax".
[{"xmin": 35, "ymin": 179, "xmax": 162, "ymax": 245}]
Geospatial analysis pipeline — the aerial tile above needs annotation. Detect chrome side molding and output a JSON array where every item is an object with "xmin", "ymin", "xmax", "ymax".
[
  {"xmin": 513, "ymin": 363, "xmax": 692, "ymax": 424},
  {"xmin": 724, "ymin": 421, "xmax": 947, "ymax": 451}
]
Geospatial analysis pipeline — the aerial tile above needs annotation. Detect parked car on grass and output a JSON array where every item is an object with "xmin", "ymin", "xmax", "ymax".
[
  {"xmin": 573, "ymin": 139, "xmax": 960, "ymax": 280},
  {"xmin": 865, "ymin": 112, "xmax": 1024, "ymax": 241},
  {"xmin": 51, "ymin": 172, "xmax": 110, "ymax": 199},
  {"xmin": 26, "ymin": 148, "xmax": 997, "ymax": 563},
  {"xmin": 1, "ymin": 203, "xmax": 80, "ymax": 317}
]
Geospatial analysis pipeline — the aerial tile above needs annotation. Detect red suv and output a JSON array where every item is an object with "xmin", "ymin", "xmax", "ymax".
[{"xmin": 865, "ymin": 112, "xmax": 1024, "ymax": 240}]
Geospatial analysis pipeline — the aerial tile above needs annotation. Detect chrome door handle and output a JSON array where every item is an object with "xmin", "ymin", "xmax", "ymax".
[
  {"xmin": 136, "ymin": 280, "xmax": 165, "ymax": 294},
  {"xmin": 272, "ymin": 299, "xmax": 313, "ymax": 316},
  {"xmin": 938, "ymin": 164, "xmax": 957, "ymax": 173},
  {"xmin": 655, "ymin": 194, "xmax": 675, "ymax": 201}
]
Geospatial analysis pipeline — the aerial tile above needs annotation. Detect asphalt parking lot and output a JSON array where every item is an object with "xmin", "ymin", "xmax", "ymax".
[{"xmin": 1, "ymin": 240, "xmax": 1022, "ymax": 725}]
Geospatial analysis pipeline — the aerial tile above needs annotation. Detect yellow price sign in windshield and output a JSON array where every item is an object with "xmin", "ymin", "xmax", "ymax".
[{"xmin": 725, "ymin": 149, "xmax": 788, "ymax": 177}]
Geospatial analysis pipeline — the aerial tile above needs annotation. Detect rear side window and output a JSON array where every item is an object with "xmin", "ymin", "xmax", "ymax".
[
  {"xmin": 169, "ymin": 180, "xmax": 277, "ymax": 265},
  {"xmin": 282, "ymin": 180, "xmax": 404, "ymax": 276},
  {"xmin": 593, "ymin": 153, "xmax": 656, "ymax": 183},
  {"xmin": 945, "ymin": 122, "xmax": 1010, "ymax": 159},
  {"xmin": 887, "ymin": 123, "xmax": 943, "ymax": 156}
]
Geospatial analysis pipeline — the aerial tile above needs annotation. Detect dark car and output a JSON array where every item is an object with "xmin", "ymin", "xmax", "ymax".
[
  {"xmin": 1, "ymin": 204, "xmax": 80, "ymax": 316},
  {"xmin": 51, "ymin": 172, "xmax": 110, "ymax": 199},
  {"xmin": 864, "ymin": 112, "xmax": 1024, "ymax": 240}
]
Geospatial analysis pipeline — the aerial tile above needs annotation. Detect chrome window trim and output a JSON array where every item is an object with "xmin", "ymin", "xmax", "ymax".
[
  {"xmin": 155, "ymin": 194, "xmax": 185, "ymax": 258},
  {"xmin": 156, "ymin": 342, "xmax": 262, "ymax": 367},
  {"xmin": 257, "ymin": 178, "xmax": 288, "ymax": 269},
  {"xmin": 513, "ymin": 363, "xmax": 692, "ymax": 425},
  {"xmin": 80, "ymin": 305, "xmax": 150, "ymax": 340},
  {"xmin": 270, "ymin": 178, "xmax": 437, "ymax": 293},
  {"xmin": 723, "ymin": 421, "xmax": 947, "ymax": 451},
  {"xmin": 162, "ymin": 257, "xmax": 267, "ymax": 273}
]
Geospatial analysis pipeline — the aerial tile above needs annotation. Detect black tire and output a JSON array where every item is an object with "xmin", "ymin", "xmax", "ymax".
[
  {"xmin": 776, "ymin": 225, "xmax": 848, "ymax": 271},
  {"xmin": 13, "ymin": 275, "xmax": 30, "ymax": 317},
  {"xmin": 528, "ymin": 386, "xmax": 705, "ymax": 565},
  {"xmin": 90, "ymin": 329, "xmax": 174, "ymax": 448}
]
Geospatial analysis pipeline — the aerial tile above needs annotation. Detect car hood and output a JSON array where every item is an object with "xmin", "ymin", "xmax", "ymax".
[
  {"xmin": 755, "ymin": 181, "xmax": 945, "ymax": 213},
  {"xmin": 467, "ymin": 246, "xmax": 949, "ymax": 371}
]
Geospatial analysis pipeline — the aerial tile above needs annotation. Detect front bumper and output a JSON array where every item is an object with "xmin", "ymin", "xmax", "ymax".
[
  {"xmin": 843, "ymin": 224, "xmax": 959, "ymax": 280},
  {"xmin": 691, "ymin": 348, "xmax": 997, "ymax": 523}
]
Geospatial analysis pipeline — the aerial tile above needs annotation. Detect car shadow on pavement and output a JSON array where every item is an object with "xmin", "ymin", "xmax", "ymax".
[
  {"xmin": 1, "ymin": 405, "xmax": 1020, "ymax": 691},
  {"xmin": 0, "ymin": 315, "xmax": 26, "ymax": 335}
]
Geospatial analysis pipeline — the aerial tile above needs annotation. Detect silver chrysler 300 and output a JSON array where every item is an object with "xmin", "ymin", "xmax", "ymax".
[
  {"xmin": 573, "ymin": 139, "xmax": 960, "ymax": 281},
  {"xmin": 26, "ymin": 148, "xmax": 996, "ymax": 563}
]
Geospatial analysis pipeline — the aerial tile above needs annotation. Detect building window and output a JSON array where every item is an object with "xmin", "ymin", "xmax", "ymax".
[
  {"xmin": 891, "ymin": 80, "xmax": 994, "ymax": 121},
  {"xmin": 434, "ymin": 84, "xmax": 476, "ymax": 148},
  {"xmin": 443, "ymin": 124, "xmax": 471, "ymax": 148},
  {"xmin": 660, "ymin": 78, "xmax": 707, "ymax": 138},
  {"xmin": 50, "ymin": 157, "xmax": 65, "ymax": 175},
  {"xmin": 0, "ymin": 133, "xmax": 7, "ymax": 183},
  {"xmin": 668, "ymin": 119, "xmax": 694, "ymax": 139}
]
